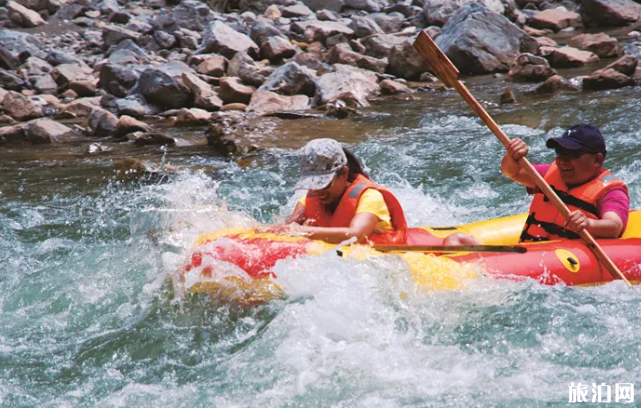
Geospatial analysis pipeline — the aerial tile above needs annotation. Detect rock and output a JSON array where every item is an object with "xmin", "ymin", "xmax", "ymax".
[
  {"xmin": 60, "ymin": 89, "xmax": 78, "ymax": 100},
  {"xmin": 281, "ymin": 4, "xmax": 314, "ymax": 17},
  {"xmin": 361, "ymin": 34, "xmax": 407, "ymax": 59},
  {"xmin": 198, "ymin": 20, "xmax": 259, "ymax": 59},
  {"xmin": 258, "ymin": 61, "xmax": 317, "ymax": 96},
  {"xmin": 237, "ymin": 0, "xmax": 296, "ymax": 13},
  {"xmin": 291, "ymin": 20, "xmax": 354, "ymax": 44},
  {"xmin": 8, "ymin": 1, "xmax": 45, "ymax": 27},
  {"xmin": 221, "ymin": 103, "xmax": 247, "ymax": 111},
  {"xmin": 369, "ymin": 12, "xmax": 405, "ymax": 34},
  {"xmin": 0, "ymin": 68, "xmax": 28, "ymax": 91},
  {"xmin": 264, "ymin": 5, "xmax": 281, "ymax": 19},
  {"xmin": 583, "ymin": 68, "xmax": 636, "ymax": 90},
  {"xmin": 175, "ymin": 107, "xmax": 211, "ymax": 125},
  {"xmin": 317, "ymin": 9, "xmax": 339, "ymax": 21},
  {"xmin": 182, "ymin": 72, "xmax": 223, "ymax": 110},
  {"xmin": 527, "ymin": 7, "xmax": 581, "ymax": 31},
  {"xmin": 535, "ymin": 36, "xmax": 558, "ymax": 48},
  {"xmin": 153, "ymin": 30, "xmax": 177, "ymax": 49},
  {"xmin": 24, "ymin": 119, "xmax": 76, "ymax": 144},
  {"xmin": 294, "ymin": 52, "xmax": 324, "ymax": 70},
  {"xmin": 387, "ymin": 39, "xmax": 429, "ymax": 80},
  {"xmin": 545, "ymin": 47, "xmax": 600, "ymax": 68},
  {"xmin": 52, "ymin": 63, "xmax": 92, "ymax": 90},
  {"xmin": 603, "ymin": 55, "xmax": 639, "ymax": 76},
  {"xmin": 315, "ymin": 64, "xmax": 380, "ymax": 108},
  {"xmin": 130, "ymin": 131, "xmax": 176, "ymax": 146},
  {"xmin": 0, "ymin": 30, "xmax": 45, "ymax": 60},
  {"xmin": 115, "ymin": 115, "xmax": 151, "ymax": 138},
  {"xmin": 57, "ymin": 98, "xmax": 100, "ymax": 119},
  {"xmin": 87, "ymin": 107, "xmax": 118, "ymax": 136},
  {"xmin": 99, "ymin": 63, "xmax": 142, "ymax": 98},
  {"xmin": 379, "ymin": 79, "xmax": 414, "ymax": 94},
  {"xmin": 102, "ymin": 24, "xmax": 142, "ymax": 48},
  {"xmin": 0, "ymin": 124, "xmax": 26, "ymax": 145},
  {"xmin": 567, "ymin": 33, "xmax": 621, "ymax": 59},
  {"xmin": 508, "ymin": 53, "xmax": 556, "ymax": 82},
  {"xmin": 3, "ymin": 91, "xmax": 43, "ymax": 121},
  {"xmin": 219, "ymin": 76, "xmax": 256, "ymax": 104},
  {"xmin": 326, "ymin": 42, "xmax": 388, "ymax": 73},
  {"xmin": 436, "ymin": 3, "xmax": 539, "ymax": 75},
  {"xmin": 33, "ymin": 74, "xmax": 58, "ymax": 94},
  {"xmin": 196, "ymin": 55, "xmax": 228, "ymax": 77},
  {"xmin": 499, "ymin": 87, "xmax": 517, "ymax": 105},
  {"xmin": 581, "ymin": 0, "xmax": 641, "ymax": 28},
  {"xmin": 69, "ymin": 80, "xmax": 97, "ymax": 97},
  {"xmin": 533, "ymin": 74, "xmax": 580, "ymax": 94},
  {"xmin": 350, "ymin": 15, "xmax": 384, "ymax": 38},
  {"xmin": 423, "ymin": 0, "xmax": 505, "ymax": 26},
  {"xmin": 260, "ymin": 36, "xmax": 296, "ymax": 62},
  {"xmin": 47, "ymin": 50, "xmax": 86, "ymax": 66},
  {"xmin": 137, "ymin": 61, "xmax": 192, "ymax": 109},
  {"xmin": 249, "ymin": 20, "xmax": 287, "ymax": 48},
  {"xmin": 18, "ymin": 57, "xmax": 52, "ymax": 78},
  {"xmin": 227, "ymin": 51, "xmax": 274, "ymax": 86},
  {"xmin": 246, "ymin": 90, "xmax": 310, "ymax": 114},
  {"xmin": 173, "ymin": 1, "xmax": 214, "ymax": 31},
  {"xmin": 0, "ymin": 44, "xmax": 20, "ymax": 70},
  {"xmin": 115, "ymin": 96, "xmax": 161, "ymax": 117}
]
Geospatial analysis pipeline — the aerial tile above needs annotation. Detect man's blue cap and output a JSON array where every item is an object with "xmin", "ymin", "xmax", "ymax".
[{"xmin": 546, "ymin": 124, "xmax": 606, "ymax": 155}]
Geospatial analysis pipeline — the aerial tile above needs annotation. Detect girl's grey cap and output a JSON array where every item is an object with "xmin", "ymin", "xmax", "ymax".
[{"xmin": 294, "ymin": 138, "xmax": 348, "ymax": 190}]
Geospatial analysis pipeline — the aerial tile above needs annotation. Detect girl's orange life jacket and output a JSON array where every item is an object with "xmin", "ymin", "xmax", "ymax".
[
  {"xmin": 520, "ymin": 162, "xmax": 628, "ymax": 242},
  {"xmin": 304, "ymin": 174, "xmax": 408, "ymax": 244}
]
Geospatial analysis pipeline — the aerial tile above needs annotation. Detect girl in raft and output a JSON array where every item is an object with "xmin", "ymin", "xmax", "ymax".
[{"xmin": 275, "ymin": 138, "xmax": 475, "ymax": 246}]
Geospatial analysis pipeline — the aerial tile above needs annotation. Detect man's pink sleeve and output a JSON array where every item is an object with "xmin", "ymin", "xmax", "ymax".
[{"xmin": 598, "ymin": 188, "xmax": 630, "ymax": 235}]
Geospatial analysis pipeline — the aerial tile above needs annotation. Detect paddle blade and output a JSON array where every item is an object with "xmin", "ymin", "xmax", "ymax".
[
  {"xmin": 373, "ymin": 244, "xmax": 527, "ymax": 254},
  {"xmin": 412, "ymin": 30, "xmax": 460, "ymax": 88}
]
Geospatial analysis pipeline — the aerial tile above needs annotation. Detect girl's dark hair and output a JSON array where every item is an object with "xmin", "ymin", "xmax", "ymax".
[{"xmin": 342, "ymin": 148, "xmax": 369, "ymax": 182}]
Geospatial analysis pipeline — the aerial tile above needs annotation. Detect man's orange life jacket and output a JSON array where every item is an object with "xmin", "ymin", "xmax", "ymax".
[
  {"xmin": 520, "ymin": 162, "xmax": 628, "ymax": 242},
  {"xmin": 304, "ymin": 174, "xmax": 408, "ymax": 244}
]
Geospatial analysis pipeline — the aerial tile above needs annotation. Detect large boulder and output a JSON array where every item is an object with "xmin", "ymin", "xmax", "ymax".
[
  {"xmin": 326, "ymin": 43, "xmax": 388, "ymax": 73},
  {"xmin": 136, "ymin": 62, "xmax": 192, "ymax": 109},
  {"xmin": 247, "ymin": 91, "xmax": 310, "ymax": 114},
  {"xmin": 581, "ymin": 0, "xmax": 641, "ymax": 28},
  {"xmin": 387, "ymin": 39, "xmax": 430, "ymax": 80},
  {"xmin": 315, "ymin": 64, "xmax": 380, "ymax": 108},
  {"xmin": 527, "ymin": 7, "xmax": 581, "ymax": 32},
  {"xmin": 298, "ymin": 0, "xmax": 391, "ymax": 12},
  {"xmin": 545, "ymin": 47, "xmax": 599, "ymax": 68},
  {"xmin": 100, "ymin": 63, "xmax": 142, "ymax": 98},
  {"xmin": 423, "ymin": 0, "xmax": 505, "ymax": 26},
  {"xmin": 182, "ymin": 72, "xmax": 223, "ymax": 111},
  {"xmin": 508, "ymin": 53, "xmax": 556, "ymax": 82},
  {"xmin": 0, "ymin": 30, "xmax": 46, "ymax": 60},
  {"xmin": 219, "ymin": 77, "xmax": 256, "ymax": 104},
  {"xmin": 173, "ymin": 1, "xmax": 215, "ymax": 31},
  {"xmin": 236, "ymin": 0, "xmax": 296, "ymax": 12},
  {"xmin": 583, "ymin": 68, "xmax": 636, "ymax": 90},
  {"xmin": 198, "ymin": 20, "xmax": 259, "ymax": 59},
  {"xmin": 227, "ymin": 51, "xmax": 274, "ymax": 86},
  {"xmin": 291, "ymin": 20, "xmax": 354, "ymax": 44},
  {"xmin": 568, "ymin": 33, "xmax": 621, "ymax": 59},
  {"xmin": 7, "ymin": 1, "xmax": 45, "ymax": 27},
  {"xmin": 436, "ymin": 3, "xmax": 538, "ymax": 74},
  {"xmin": 258, "ymin": 62, "xmax": 317, "ymax": 96},
  {"xmin": 24, "ymin": 119, "xmax": 76, "ymax": 144},
  {"xmin": 361, "ymin": 34, "xmax": 408, "ymax": 59},
  {"xmin": 2, "ymin": 91, "xmax": 43, "ymax": 121}
]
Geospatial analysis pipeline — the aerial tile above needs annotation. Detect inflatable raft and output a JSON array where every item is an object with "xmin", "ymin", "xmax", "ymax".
[{"xmin": 177, "ymin": 211, "xmax": 641, "ymax": 305}]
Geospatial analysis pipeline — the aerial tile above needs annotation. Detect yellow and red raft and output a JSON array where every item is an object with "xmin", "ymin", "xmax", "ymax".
[{"xmin": 177, "ymin": 211, "xmax": 641, "ymax": 304}]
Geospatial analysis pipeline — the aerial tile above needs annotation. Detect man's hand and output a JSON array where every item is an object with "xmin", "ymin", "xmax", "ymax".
[{"xmin": 564, "ymin": 210, "xmax": 592, "ymax": 234}]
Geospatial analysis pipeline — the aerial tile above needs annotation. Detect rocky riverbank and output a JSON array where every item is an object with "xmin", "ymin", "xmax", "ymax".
[{"xmin": 1, "ymin": 0, "xmax": 641, "ymax": 160}]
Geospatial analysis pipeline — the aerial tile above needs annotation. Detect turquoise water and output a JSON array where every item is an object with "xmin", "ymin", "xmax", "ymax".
[{"xmin": 2, "ymin": 82, "xmax": 641, "ymax": 407}]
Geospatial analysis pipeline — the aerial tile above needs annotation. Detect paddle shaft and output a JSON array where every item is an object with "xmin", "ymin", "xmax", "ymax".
[
  {"xmin": 412, "ymin": 31, "xmax": 630, "ymax": 284},
  {"xmin": 374, "ymin": 244, "xmax": 527, "ymax": 253}
]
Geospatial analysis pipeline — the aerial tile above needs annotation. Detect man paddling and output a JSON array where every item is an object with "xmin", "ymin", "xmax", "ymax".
[{"xmin": 501, "ymin": 124, "xmax": 629, "ymax": 242}]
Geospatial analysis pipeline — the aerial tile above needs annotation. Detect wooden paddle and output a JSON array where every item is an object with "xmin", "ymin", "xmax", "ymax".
[
  {"xmin": 412, "ymin": 31, "xmax": 630, "ymax": 285},
  {"xmin": 373, "ymin": 244, "xmax": 527, "ymax": 253}
]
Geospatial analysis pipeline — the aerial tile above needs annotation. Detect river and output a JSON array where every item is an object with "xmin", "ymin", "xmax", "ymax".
[{"xmin": 1, "ymin": 75, "xmax": 641, "ymax": 407}]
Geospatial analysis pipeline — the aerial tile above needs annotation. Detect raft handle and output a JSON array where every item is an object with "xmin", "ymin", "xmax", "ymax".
[{"xmin": 567, "ymin": 257, "xmax": 578, "ymax": 266}]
